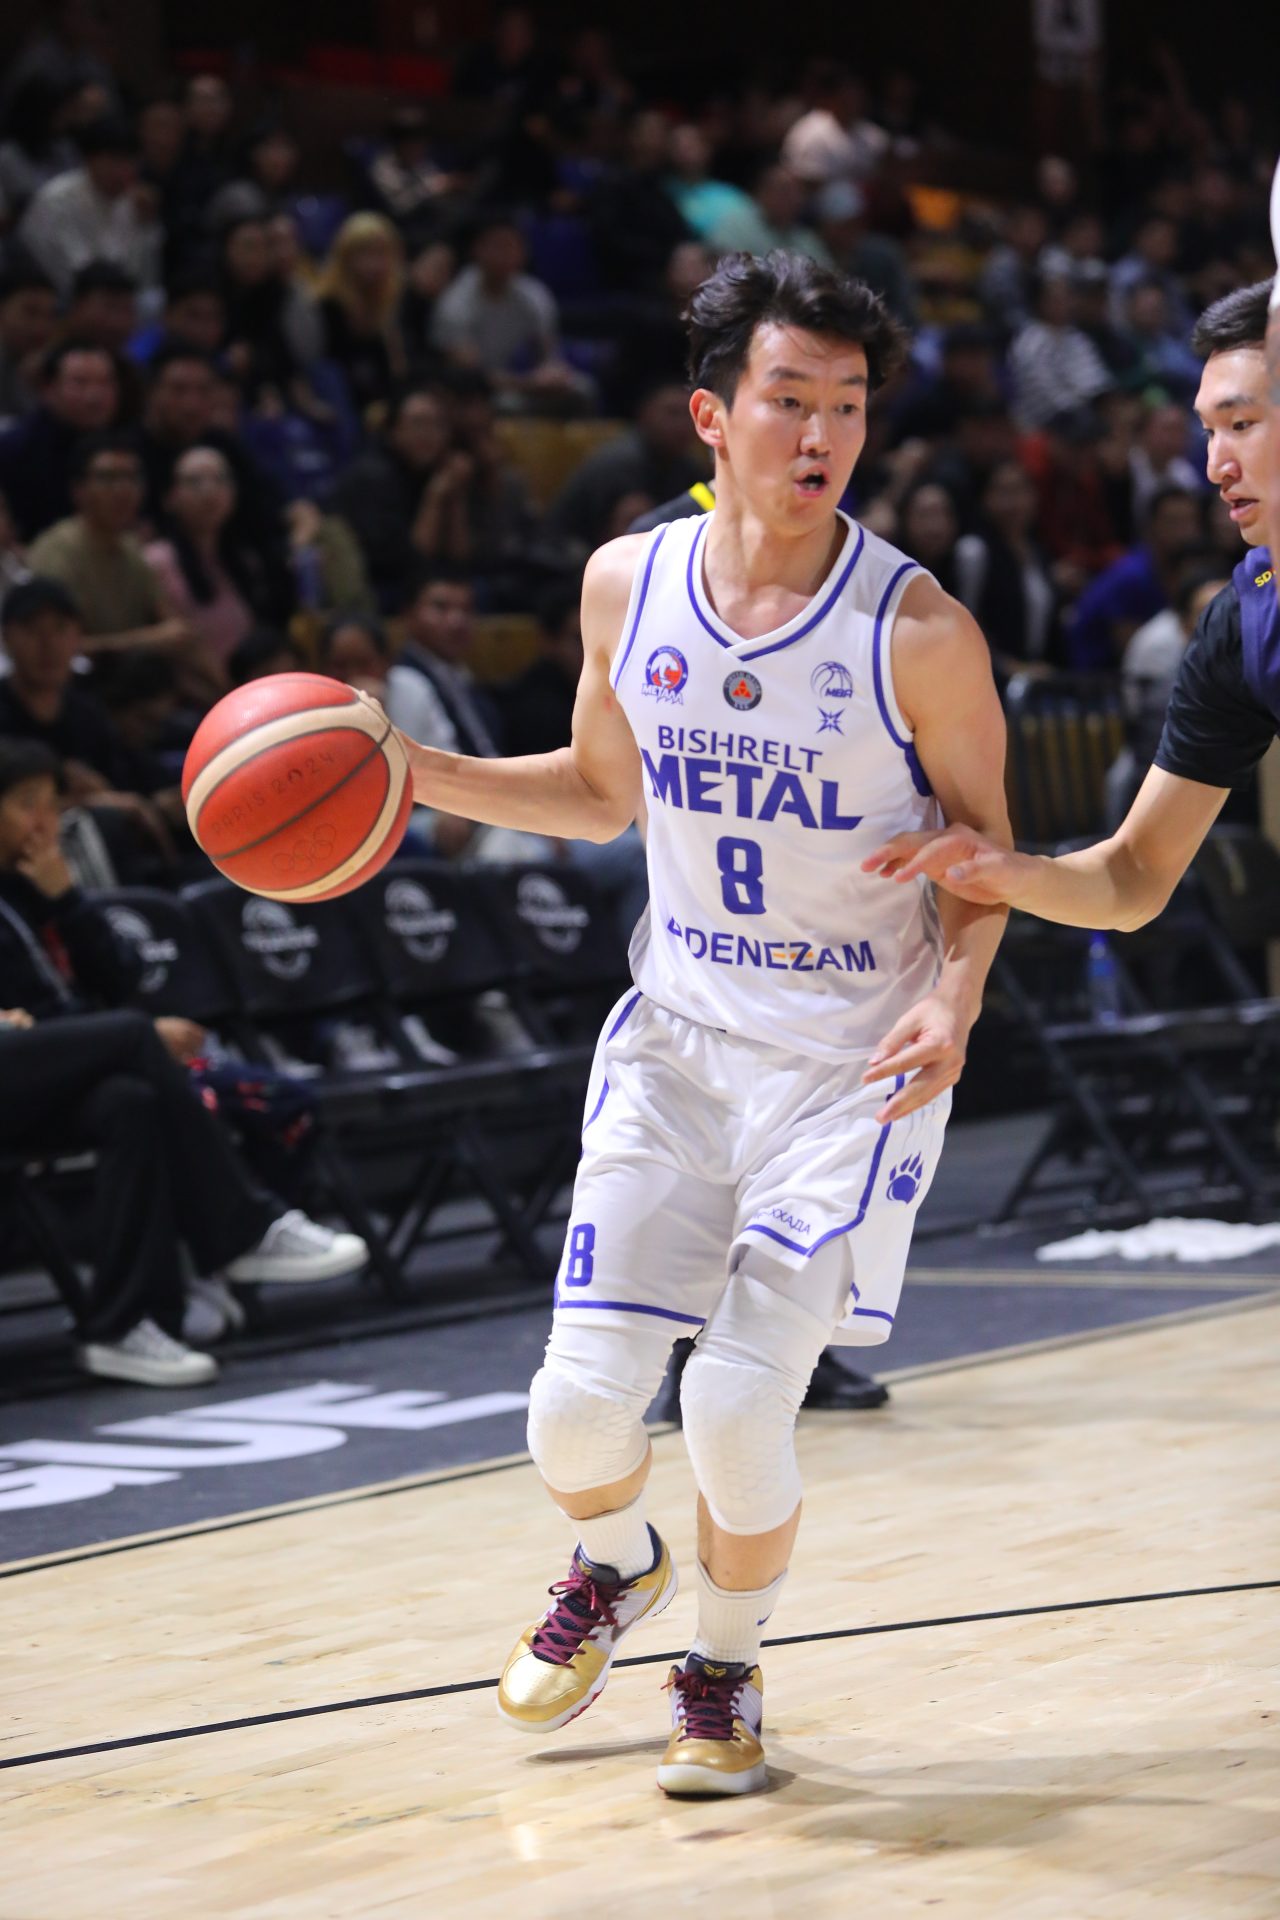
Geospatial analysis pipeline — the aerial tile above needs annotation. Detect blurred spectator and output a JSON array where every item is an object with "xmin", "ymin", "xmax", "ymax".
[
  {"xmin": 978, "ymin": 205, "xmax": 1050, "ymax": 335},
  {"xmin": 63, "ymin": 259, "xmax": 138, "ymax": 356},
  {"xmin": 0, "ymin": 259, "xmax": 58, "ymax": 421},
  {"xmin": 0, "ymin": 337, "xmax": 120, "ymax": 539},
  {"xmin": 1067, "ymin": 483, "xmax": 1204, "ymax": 671},
  {"xmin": 327, "ymin": 382, "xmax": 466, "ymax": 603},
  {"xmin": 955, "ymin": 460, "xmax": 1062, "ymax": 676},
  {"xmin": 168, "ymin": 73, "xmax": 234, "ymax": 231},
  {"xmin": 317, "ymin": 609, "xmax": 452, "ymax": 754},
  {"xmin": 228, "ymin": 625, "xmax": 303, "ymax": 685},
  {"xmin": 1073, "ymin": 259, "xmax": 1142, "ymax": 382},
  {"xmin": 1119, "ymin": 280, "xmax": 1203, "ymax": 400},
  {"xmin": 207, "ymin": 120, "xmax": 301, "ymax": 232},
  {"xmin": 0, "ymin": 577, "xmax": 180, "ymax": 869},
  {"xmin": 897, "ymin": 481, "xmax": 961, "ymax": 596},
  {"xmin": 432, "ymin": 215, "xmax": 586, "ymax": 408},
  {"xmin": 401, "ymin": 239, "xmax": 458, "ymax": 367},
  {"xmin": 27, "ymin": 432, "xmax": 189, "ymax": 663},
  {"xmin": 367, "ymin": 106, "xmax": 459, "ymax": 239},
  {"xmin": 0, "ymin": 75, "xmax": 80, "ymax": 217},
  {"xmin": 780, "ymin": 61, "xmax": 888, "ymax": 187},
  {"xmin": 454, "ymin": 6, "xmax": 544, "ymax": 106},
  {"xmin": 1129, "ymin": 401, "xmax": 1202, "ymax": 525},
  {"xmin": 665, "ymin": 124, "xmax": 754, "ymax": 244},
  {"xmin": 894, "ymin": 324, "xmax": 1002, "ymax": 441},
  {"xmin": 284, "ymin": 497, "xmax": 374, "ymax": 622},
  {"xmin": 396, "ymin": 566, "xmax": 503, "ymax": 759},
  {"xmin": 496, "ymin": 573, "xmax": 581, "ymax": 757},
  {"xmin": 131, "ymin": 267, "xmax": 227, "ymax": 364},
  {"xmin": 814, "ymin": 181, "xmax": 916, "ymax": 329},
  {"xmin": 1107, "ymin": 559, "xmax": 1229, "ymax": 823},
  {"xmin": 1009, "ymin": 273, "xmax": 1112, "ymax": 429},
  {"xmin": 440, "ymin": 368, "xmax": 540, "ymax": 602},
  {"xmin": 602, "ymin": 240, "xmax": 712, "ymax": 415},
  {"xmin": 1110, "ymin": 214, "xmax": 1192, "ymax": 336},
  {"xmin": 219, "ymin": 214, "xmax": 317, "ymax": 407},
  {"xmin": 0, "ymin": 737, "xmax": 367, "ymax": 1384},
  {"xmin": 18, "ymin": 113, "xmax": 161, "ymax": 297},
  {"xmin": 547, "ymin": 382, "xmax": 705, "ymax": 557},
  {"xmin": 142, "ymin": 444, "xmax": 273, "ymax": 680},
  {"xmin": 591, "ymin": 111, "xmax": 693, "ymax": 295},
  {"xmin": 706, "ymin": 164, "xmax": 832, "ymax": 266},
  {"xmin": 138, "ymin": 343, "xmax": 291, "ymax": 610},
  {"xmin": 137, "ymin": 94, "xmax": 184, "ymax": 226},
  {"xmin": 317, "ymin": 213, "xmax": 408, "ymax": 418}
]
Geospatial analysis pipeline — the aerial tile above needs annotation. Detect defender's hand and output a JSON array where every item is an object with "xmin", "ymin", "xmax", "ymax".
[
  {"xmin": 862, "ymin": 992, "xmax": 968, "ymax": 1123},
  {"xmin": 862, "ymin": 825, "xmax": 1033, "ymax": 908}
]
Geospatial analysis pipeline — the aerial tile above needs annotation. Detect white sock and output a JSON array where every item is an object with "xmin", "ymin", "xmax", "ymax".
[
  {"xmin": 690, "ymin": 1559, "xmax": 786, "ymax": 1667},
  {"xmin": 574, "ymin": 1492, "xmax": 655, "ymax": 1581}
]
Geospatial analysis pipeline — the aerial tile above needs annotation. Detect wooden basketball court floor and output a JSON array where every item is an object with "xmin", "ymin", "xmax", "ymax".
[{"xmin": 3, "ymin": 1293, "xmax": 1277, "ymax": 1919}]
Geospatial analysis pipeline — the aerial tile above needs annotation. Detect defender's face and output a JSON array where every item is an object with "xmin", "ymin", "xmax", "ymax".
[
  {"xmin": 696, "ymin": 322, "xmax": 869, "ymax": 532},
  {"xmin": 1195, "ymin": 346, "xmax": 1272, "ymax": 549}
]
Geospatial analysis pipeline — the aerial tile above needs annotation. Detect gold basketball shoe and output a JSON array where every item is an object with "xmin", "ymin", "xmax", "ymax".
[
  {"xmin": 656, "ymin": 1654, "xmax": 767, "ymax": 1796},
  {"xmin": 497, "ymin": 1527, "xmax": 677, "ymax": 1733}
]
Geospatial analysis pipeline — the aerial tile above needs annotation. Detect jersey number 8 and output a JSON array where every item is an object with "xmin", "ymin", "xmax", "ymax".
[{"xmin": 716, "ymin": 836, "xmax": 765, "ymax": 915}]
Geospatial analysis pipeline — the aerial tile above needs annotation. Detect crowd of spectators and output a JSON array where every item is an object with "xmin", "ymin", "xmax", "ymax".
[{"xmin": 0, "ymin": 9, "xmax": 1276, "ymax": 1380}]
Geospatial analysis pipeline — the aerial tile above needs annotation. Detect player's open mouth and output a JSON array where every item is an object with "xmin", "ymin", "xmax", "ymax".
[
  {"xmin": 795, "ymin": 471, "xmax": 830, "ymax": 497},
  {"xmin": 1224, "ymin": 493, "xmax": 1258, "ymax": 521}
]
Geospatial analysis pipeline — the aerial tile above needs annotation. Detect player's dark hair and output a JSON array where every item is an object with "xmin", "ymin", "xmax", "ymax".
[
  {"xmin": 40, "ymin": 335, "xmax": 118, "ymax": 385},
  {"xmin": 0, "ymin": 737, "xmax": 63, "ymax": 801},
  {"xmin": 684, "ymin": 250, "xmax": 907, "ymax": 405},
  {"xmin": 1191, "ymin": 281, "xmax": 1273, "ymax": 358}
]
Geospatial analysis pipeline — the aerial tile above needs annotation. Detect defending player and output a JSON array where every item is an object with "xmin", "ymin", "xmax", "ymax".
[
  {"xmin": 376, "ymin": 252, "xmax": 1011, "ymax": 1796},
  {"xmin": 863, "ymin": 270, "xmax": 1280, "ymax": 929}
]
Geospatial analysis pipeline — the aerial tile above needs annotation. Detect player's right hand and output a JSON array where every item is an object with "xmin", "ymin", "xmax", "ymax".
[{"xmin": 860, "ymin": 825, "xmax": 1032, "ymax": 907}]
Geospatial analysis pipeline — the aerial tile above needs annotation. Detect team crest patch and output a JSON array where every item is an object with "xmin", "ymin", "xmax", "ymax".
[
  {"xmin": 723, "ymin": 669, "xmax": 762, "ymax": 711},
  {"xmin": 811, "ymin": 659, "xmax": 854, "ymax": 733},
  {"xmin": 644, "ymin": 645, "xmax": 689, "ymax": 703}
]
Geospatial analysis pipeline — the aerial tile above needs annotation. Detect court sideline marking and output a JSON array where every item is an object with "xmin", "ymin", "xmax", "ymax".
[
  {"xmin": 3, "ymin": 1288, "xmax": 1275, "ymax": 1581},
  {"xmin": 2, "ymin": 1577, "xmax": 1274, "ymax": 1775}
]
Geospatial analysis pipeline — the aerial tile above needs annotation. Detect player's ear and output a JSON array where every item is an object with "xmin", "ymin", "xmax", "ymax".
[{"xmin": 690, "ymin": 387, "xmax": 725, "ymax": 452}]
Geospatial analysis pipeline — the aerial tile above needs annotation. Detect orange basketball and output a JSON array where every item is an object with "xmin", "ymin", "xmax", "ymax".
[{"xmin": 182, "ymin": 673, "xmax": 413, "ymax": 902}]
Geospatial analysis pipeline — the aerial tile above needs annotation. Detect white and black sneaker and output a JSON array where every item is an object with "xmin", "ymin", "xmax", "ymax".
[
  {"xmin": 224, "ymin": 1210, "xmax": 368, "ymax": 1285},
  {"xmin": 76, "ymin": 1317, "xmax": 220, "ymax": 1387}
]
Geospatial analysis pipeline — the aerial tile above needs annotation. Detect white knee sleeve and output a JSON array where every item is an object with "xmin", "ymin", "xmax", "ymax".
[
  {"xmin": 680, "ymin": 1257, "xmax": 844, "ymax": 1535},
  {"xmin": 527, "ymin": 1317, "xmax": 673, "ymax": 1495},
  {"xmin": 680, "ymin": 1349, "xmax": 804, "ymax": 1534}
]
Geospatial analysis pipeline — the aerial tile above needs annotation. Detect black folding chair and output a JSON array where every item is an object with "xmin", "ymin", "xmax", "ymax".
[{"xmin": 471, "ymin": 861, "xmax": 632, "ymax": 1046}]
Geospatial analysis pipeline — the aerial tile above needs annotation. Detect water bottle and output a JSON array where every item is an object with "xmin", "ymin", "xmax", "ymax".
[{"xmin": 1085, "ymin": 932, "xmax": 1124, "ymax": 1026}]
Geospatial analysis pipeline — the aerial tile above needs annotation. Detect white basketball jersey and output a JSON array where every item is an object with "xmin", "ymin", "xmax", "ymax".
[{"xmin": 612, "ymin": 509, "xmax": 944, "ymax": 1062}]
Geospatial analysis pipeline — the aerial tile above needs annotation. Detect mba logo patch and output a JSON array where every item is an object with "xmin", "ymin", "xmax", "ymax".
[
  {"xmin": 811, "ymin": 658, "xmax": 854, "ymax": 733},
  {"xmin": 723, "ymin": 669, "xmax": 762, "ymax": 711},
  {"xmin": 644, "ymin": 645, "xmax": 689, "ymax": 704}
]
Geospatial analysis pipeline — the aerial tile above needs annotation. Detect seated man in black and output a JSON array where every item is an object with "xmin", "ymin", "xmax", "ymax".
[{"xmin": 0, "ymin": 739, "xmax": 368, "ymax": 1386}]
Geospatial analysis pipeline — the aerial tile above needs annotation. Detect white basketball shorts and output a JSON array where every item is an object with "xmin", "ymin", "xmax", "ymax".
[{"xmin": 554, "ymin": 990, "xmax": 950, "ymax": 1347}]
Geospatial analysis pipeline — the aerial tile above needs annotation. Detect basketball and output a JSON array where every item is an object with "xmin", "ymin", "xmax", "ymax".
[{"xmin": 181, "ymin": 673, "xmax": 413, "ymax": 902}]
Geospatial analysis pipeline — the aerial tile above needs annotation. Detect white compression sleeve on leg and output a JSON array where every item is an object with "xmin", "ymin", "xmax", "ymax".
[
  {"xmin": 680, "ymin": 1248, "xmax": 851, "ymax": 1535},
  {"xmin": 527, "ymin": 1315, "xmax": 674, "ymax": 1496}
]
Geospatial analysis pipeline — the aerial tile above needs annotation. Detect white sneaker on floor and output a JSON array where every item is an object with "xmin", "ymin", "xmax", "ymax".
[
  {"xmin": 76, "ymin": 1317, "xmax": 220, "ymax": 1387},
  {"xmin": 224, "ymin": 1210, "xmax": 368, "ymax": 1285},
  {"xmin": 182, "ymin": 1276, "xmax": 248, "ymax": 1344}
]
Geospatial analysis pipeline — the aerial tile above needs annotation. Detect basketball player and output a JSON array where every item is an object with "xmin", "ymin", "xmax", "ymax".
[
  {"xmin": 864, "ymin": 271, "xmax": 1280, "ymax": 930},
  {"xmin": 372, "ymin": 251, "xmax": 1011, "ymax": 1796}
]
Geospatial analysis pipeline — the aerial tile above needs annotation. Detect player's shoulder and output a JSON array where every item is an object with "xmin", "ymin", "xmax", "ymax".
[{"xmin": 581, "ymin": 532, "xmax": 656, "ymax": 638}]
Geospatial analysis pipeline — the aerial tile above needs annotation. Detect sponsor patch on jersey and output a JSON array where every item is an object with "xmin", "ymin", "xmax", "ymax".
[
  {"xmin": 644, "ymin": 645, "xmax": 689, "ymax": 704},
  {"xmin": 722, "ymin": 669, "xmax": 762, "ymax": 711},
  {"xmin": 811, "ymin": 658, "xmax": 854, "ymax": 734}
]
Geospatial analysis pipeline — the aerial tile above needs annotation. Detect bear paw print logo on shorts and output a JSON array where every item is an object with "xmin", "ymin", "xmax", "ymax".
[{"xmin": 886, "ymin": 1152, "xmax": 925, "ymax": 1203}]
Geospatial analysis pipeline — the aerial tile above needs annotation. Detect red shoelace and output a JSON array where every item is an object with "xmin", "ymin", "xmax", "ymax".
[
  {"xmin": 530, "ymin": 1564, "xmax": 624, "ymax": 1666},
  {"xmin": 666, "ymin": 1665, "xmax": 743, "ymax": 1741}
]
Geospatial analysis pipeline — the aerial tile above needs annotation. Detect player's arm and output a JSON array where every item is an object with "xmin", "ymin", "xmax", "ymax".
[
  {"xmin": 391, "ymin": 537, "xmax": 645, "ymax": 843},
  {"xmin": 862, "ymin": 576, "xmax": 1013, "ymax": 1122},
  {"xmin": 860, "ymin": 768, "xmax": 1227, "ymax": 930}
]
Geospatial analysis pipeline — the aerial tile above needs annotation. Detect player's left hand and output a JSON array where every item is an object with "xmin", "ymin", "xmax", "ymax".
[{"xmin": 861, "ymin": 992, "xmax": 969, "ymax": 1124}]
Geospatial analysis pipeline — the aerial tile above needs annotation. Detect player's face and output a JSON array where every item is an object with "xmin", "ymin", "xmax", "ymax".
[
  {"xmin": 1194, "ymin": 346, "xmax": 1271, "ymax": 548},
  {"xmin": 695, "ymin": 323, "xmax": 869, "ymax": 532}
]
